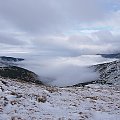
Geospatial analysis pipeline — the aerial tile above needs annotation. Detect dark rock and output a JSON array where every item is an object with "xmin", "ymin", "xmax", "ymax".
[{"xmin": 37, "ymin": 96, "xmax": 47, "ymax": 103}]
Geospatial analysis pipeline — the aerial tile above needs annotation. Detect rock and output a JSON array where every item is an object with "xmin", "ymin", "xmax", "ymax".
[{"xmin": 37, "ymin": 96, "xmax": 47, "ymax": 103}]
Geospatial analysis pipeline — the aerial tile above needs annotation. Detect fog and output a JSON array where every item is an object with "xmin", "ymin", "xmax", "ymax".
[{"xmin": 18, "ymin": 54, "xmax": 116, "ymax": 87}]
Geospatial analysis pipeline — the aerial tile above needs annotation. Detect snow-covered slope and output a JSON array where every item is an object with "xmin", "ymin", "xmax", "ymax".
[
  {"xmin": 93, "ymin": 60, "xmax": 120, "ymax": 85},
  {"xmin": 0, "ymin": 78, "xmax": 120, "ymax": 120}
]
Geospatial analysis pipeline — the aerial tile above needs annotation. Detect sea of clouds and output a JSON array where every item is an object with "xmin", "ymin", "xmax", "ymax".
[{"xmin": 17, "ymin": 54, "xmax": 116, "ymax": 87}]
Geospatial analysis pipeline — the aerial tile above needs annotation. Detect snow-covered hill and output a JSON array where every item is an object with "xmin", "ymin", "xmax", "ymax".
[
  {"xmin": 0, "ymin": 78, "xmax": 120, "ymax": 120},
  {"xmin": 93, "ymin": 60, "xmax": 120, "ymax": 85}
]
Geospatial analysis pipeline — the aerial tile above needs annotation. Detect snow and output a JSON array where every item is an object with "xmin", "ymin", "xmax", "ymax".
[
  {"xmin": 94, "ymin": 60, "xmax": 120, "ymax": 85},
  {"xmin": 0, "ymin": 78, "xmax": 120, "ymax": 120}
]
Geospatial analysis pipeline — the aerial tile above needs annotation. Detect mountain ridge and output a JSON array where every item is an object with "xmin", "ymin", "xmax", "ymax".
[
  {"xmin": 97, "ymin": 53, "xmax": 120, "ymax": 59},
  {"xmin": 0, "ymin": 56, "xmax": 43, "ymax": 85},
  {"xmin": 0, "ymin": 56, "xmax": 24, "ymax": 62}
]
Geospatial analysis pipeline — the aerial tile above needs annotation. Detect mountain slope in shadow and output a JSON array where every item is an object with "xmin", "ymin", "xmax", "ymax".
[
  {"xmin": 0, "ymin": 66, "xmax": 43, "ymax": 85},
  {"xmin": 0, "ymin": 66, "xmax": 42, "ymax": 84},
  {"xmin": 0, "ymin": 56, "xmax": 43, "ymax": 85}
]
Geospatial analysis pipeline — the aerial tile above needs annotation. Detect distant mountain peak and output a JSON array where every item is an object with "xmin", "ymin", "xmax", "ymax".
[
  {"xmin": 97, "ymin": 53, "xmax": 120, "ymax": 59},
  {"xmin": 0, "ymin": 56, "xmax": 24, "ymax": 62}
]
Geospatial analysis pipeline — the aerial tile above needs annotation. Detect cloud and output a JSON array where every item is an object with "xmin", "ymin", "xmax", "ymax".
[
  {"xmin": 0, "ymin": 32, "xmax": 25, "ymax": 45},
  {"xmin": 0, "ymin": 2, "xmax": 120, "ymax": 60},
  {"xmin": 20, "ymin": 54, "xmax": 117, "ymax": 87},
  {"xmin": 30, "ymin": 30, "xmax": 120, "ymax": 56},
  {"xmin": 0, "ymin": 0, "xmax": 116, "ymax": 34},
  {"xmin": 43, "ymin": 65, "xmax": 98, "ymax": 87}
]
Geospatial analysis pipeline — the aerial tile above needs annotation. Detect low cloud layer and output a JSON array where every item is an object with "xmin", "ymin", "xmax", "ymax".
[
  {"xmin": 42, "ymin": 65, "xmax": 98, "ymax": 87},
  {"xmin": 19, "ymin": 55, "xmax": 116, "ymax": 87}
]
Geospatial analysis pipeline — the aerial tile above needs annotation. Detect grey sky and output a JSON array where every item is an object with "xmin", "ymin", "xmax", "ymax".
[{"xmin": 0, "ymin": 0, "xmax": 120, "ymax": 56}]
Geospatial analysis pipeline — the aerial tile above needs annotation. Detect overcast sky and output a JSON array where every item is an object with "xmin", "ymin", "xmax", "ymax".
[{"xmin": 0, "ymin": 0, "xmax": 120, "ymax": 56}]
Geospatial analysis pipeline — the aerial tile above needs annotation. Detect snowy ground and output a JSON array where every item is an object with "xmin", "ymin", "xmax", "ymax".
[{"xmin": 0, "ymin": 78, "xmax": 120, "ymax": 120}]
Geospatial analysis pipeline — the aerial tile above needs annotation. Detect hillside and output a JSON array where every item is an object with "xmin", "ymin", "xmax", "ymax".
[
  {"xmin": 73, "ymin": 60, "xmax": 120, "ymax": 87},
  {"xmin": 0, "ymin": 66, "xmax": 43, "ymax": 85},
  {"xmin": 0, "ymin": 78, "xmax": 120, "ymax": 120},
  {"xmin": 0, "ymin": 56, "xmax": 43, "ymax": 85},
  {"xmin": 93, "ymin": 60, "xmax": 120, "ymax": 85},
  {"xmin": 0, "ymin": 56, "xmax": 120, "ymax": 119}
]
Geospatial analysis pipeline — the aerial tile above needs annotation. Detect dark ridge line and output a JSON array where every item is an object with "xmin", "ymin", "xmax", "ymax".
[
  {"xmin": 0, "ymin": 56, "xmax": 24, "ymax": 62},
  {"xmin": 0, "ymin": 66, "xmax": 43, "ymax": 85}
]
